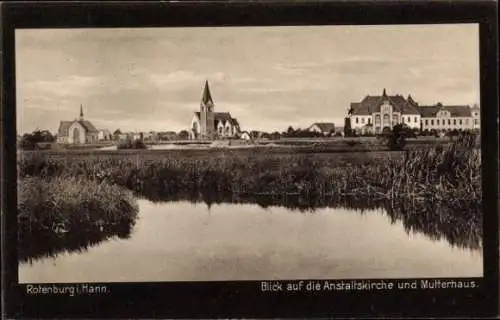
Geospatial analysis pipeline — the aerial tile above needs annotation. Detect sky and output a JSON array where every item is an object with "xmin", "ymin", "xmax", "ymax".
[{"xmin": 16, "ymin": 24, "xmax": 479, "ymax": 134}]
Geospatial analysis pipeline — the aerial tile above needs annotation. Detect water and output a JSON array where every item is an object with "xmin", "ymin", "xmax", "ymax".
[{"xmin": 19, "ymin": 199, "xmax": 482, "ymax": 283}]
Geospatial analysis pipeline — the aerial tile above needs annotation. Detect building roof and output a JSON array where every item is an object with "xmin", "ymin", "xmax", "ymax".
[
  {"xmin": 418, "ymin": 104, "xmax": 471, "ymax": 118},
  {"xmin": 194, "ymin": 112, "xmax": 240, "ymax": 127},
  {"xmin": 201, "ymin": 80, "xmax": 213, "ymax": 105},
  {"xmin": 350, "ymin": 89, "xmax": 420, "ymax": 116},
  {"xmin": 58, "ymin": 120, "xmax": 99, "ymax": 137},
  {"xmin": 309, "ymin": 122, "xmax": 335, "ymax": 132}
]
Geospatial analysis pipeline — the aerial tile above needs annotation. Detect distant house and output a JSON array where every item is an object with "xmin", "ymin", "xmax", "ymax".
[
  {"xmin": 308, "ymin": 122, "xmax": 336, "ymax": 136},
  {"xmin": 57, "ymin": 105, "xmax": 99, "ymax": 144},
  {"xmin": 239, "ymin": 131, "xmax": 252, "ymax": 140},
  {"xmin": 98, "ymin": 129, "xmax": 112, "ymax": 141}
]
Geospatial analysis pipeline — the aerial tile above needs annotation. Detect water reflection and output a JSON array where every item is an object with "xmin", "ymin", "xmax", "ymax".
[
  {"xmin": 19, "ymin": 221, "xmax": 134, "ymax": 264},
  {"xmin": 18, "ymin": 191, "xmax": 481, "ymax": 265},
  {"xmin": 142, "ymin": 191, "xmax": 482, "ymax": 251}
]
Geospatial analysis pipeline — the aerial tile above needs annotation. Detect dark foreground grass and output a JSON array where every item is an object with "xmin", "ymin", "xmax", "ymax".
[{"xmin": 18, "ymin": 176, "xmax": 139, "ymax": 261}]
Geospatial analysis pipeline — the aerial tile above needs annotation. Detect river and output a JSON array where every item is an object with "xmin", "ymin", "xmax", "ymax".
[{"xmin": 19, "ymin": 199, "xmax": 482, "ymax": 283}]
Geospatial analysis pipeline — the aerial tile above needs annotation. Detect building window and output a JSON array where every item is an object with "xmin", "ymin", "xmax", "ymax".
[
  {"xmin": 383, "ymin": 114, "xmax": 390, "ymax": 127},
  {"xmin": 375, "ymin": 115, "xmax": 381, "ymax": 125},
  {"xmin": 425, "ymin": 119, "xmax": 428, "ymax": 125},
  {"xmin": 474, "ymin": 119, "xmax": 479, "ymax": 125},
  {"xmin": 459, "ymin": 119, "xmax": 463, "ymax": 125},
  {"xmin": 414, "ymin": 117, "xmax": 417, "ymax": 123},
  {"xmin": 356, "ymin": 117, "xmax": 359, "ymax": 124},
  {"xmin": 402, "ymin": 117, "xmax": 405, "ymax": 123},
  {"xmin": 393, "ymin": 114, "xmax": 399, "ymax": 123},
  {"xmin": 436, "ymin": 119, "xmax": 440, "ymax": 125},
  {"xmin": 407, "ymin": 116, "xmax": 411, "ymax": 123},
  {"xmin": 361, "ymin": 118, "xmax": 365, "ymax": 124},
  {"xmin": 431, "ymin": 119, "xmax": 434, "ymax": 125},
  {"xmin": 448, "ymin": 119, "xmax": 451, "ymax": 125},
  {"xmin": 453, "ymin": 119, "xmax": 457, "ymax": 125},
  {"xmin": 368, "ymin": 118, "xmax": 371, "ymax": 125}
]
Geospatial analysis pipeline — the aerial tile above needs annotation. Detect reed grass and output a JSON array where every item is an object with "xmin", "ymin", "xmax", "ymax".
[
  {"xmin": 18, "ymin": 140, "xmax": 481, "ymax": 209},
  {"xmin": 18, "ymin": 176, "xmax": 139, "ymax": 240}
]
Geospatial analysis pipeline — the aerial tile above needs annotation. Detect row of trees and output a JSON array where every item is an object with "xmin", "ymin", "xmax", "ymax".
[{"xmin": 19, "ymin": 130, "xmax": 56, "ymax": 150}]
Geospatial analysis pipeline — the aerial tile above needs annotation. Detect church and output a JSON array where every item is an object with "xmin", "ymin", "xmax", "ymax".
[
  {"xmin": 57, "ymin": 105, "xmax": 99, "ymax": 144},
  {"xmin": 190, "ymin": 80, "xmax": 240, "ymax": 140}
]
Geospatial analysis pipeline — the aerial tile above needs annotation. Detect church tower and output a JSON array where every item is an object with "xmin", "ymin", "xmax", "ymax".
[
  {"xmin": 79, "ymin": 104, "xmax": 84, "ymax": 121},
  {"xmin": 200, "ymin": 80, "xmax": 215, "ymax": 139}
]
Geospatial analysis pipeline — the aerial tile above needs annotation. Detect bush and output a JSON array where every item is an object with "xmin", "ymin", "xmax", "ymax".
[
  {"xmin": 386, "ymin": 124, "xmax": 406, "ymax": 151},
  {"xmin": 18, "ymin": 176, "xmax": 139, "ymax": 238},
  {"xmin": 117, "ymin": 139, "xmax": 148, "ymax": 150}
]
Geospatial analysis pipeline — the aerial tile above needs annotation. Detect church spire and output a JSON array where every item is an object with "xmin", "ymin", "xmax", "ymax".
[
  {"xmin": 201, "ymin": 80, "xmax": 213, "ymax": 105},
  {"xmin": 79, "ymin": 104, "xmax": 84, "ymax": 120},
  {"xmin": 382, "ymin": 88, "xmax": 387, "ymax": 97}
]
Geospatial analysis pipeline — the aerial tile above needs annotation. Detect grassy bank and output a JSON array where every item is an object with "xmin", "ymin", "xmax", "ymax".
[
  {"xmin": 18, "ymin": 176, "xmax": 139, "ymax": 261},
  {"xmin": 18, "ymin": 141, "xmax": 481, "ymax": 207}
]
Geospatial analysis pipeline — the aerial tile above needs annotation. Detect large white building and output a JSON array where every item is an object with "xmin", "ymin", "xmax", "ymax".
[
  {"xmin": 348, "ymin": 89, "xmax": 480, "ymax": 134},
  {"xmin": 419, "ymin": 103, "xmax": 480, "ymax": 132},
  {"xmin": 349, "ymin": 89, "xmax": 421, "ymax": 134}
]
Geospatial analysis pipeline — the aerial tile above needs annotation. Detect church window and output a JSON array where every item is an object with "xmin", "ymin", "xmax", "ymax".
[
  {"xmin": 73, "ymin": 127, "xmax": 80, "ymax": 144},
  {"xmin": 453, "ymin": 119, "xmax": 457, "ymax": 125},
  {"xmin": 192, "ymin": 122, "xmax": 198, "ymax": 133},
  {"xmin": 219, "ymin": 127, "xmax": 223, "ymax": 134}
]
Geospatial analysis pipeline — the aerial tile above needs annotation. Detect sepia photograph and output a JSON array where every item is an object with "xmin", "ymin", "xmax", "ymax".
[{"xmin": 16, "ymin": 24, "xmax": 483, "ymax": 284}]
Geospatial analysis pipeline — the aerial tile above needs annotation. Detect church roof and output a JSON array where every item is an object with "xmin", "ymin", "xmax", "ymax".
[
  {"xmin": 58, "ymin": 120, "xmax": 99, "ymax": 136},
  {"xmin": 201, "ymin": 80, "xmax": 213, "ymax": 105}
]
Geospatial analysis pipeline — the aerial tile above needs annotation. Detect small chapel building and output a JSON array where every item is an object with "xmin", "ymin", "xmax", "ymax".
[
  {"xmin": 190, "ymin": 80, "xmax": 240, "ymax": 140},
  {"xmin": 57, "ymin": 105, "xmax": 99, "ymax": 144}
]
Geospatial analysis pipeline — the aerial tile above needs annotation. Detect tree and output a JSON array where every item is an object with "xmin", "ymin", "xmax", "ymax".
[
  {"xmin": 387, "ymin": 124, "xmax": 407, "ymax": 151},
  {"xmin": 178, "ymin": 130, "xmax": 189, "ymax": 140},
  {"xmin": 344, "ymin": 118, "xmax": 352, "ymax": 137},
  {"xmin": 270, "ymin": 131, "xmax": 281, "ymax": 140},
  {"xmin": 20, "ymin": 129, "xmax": 55, "ymax": 149}
]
